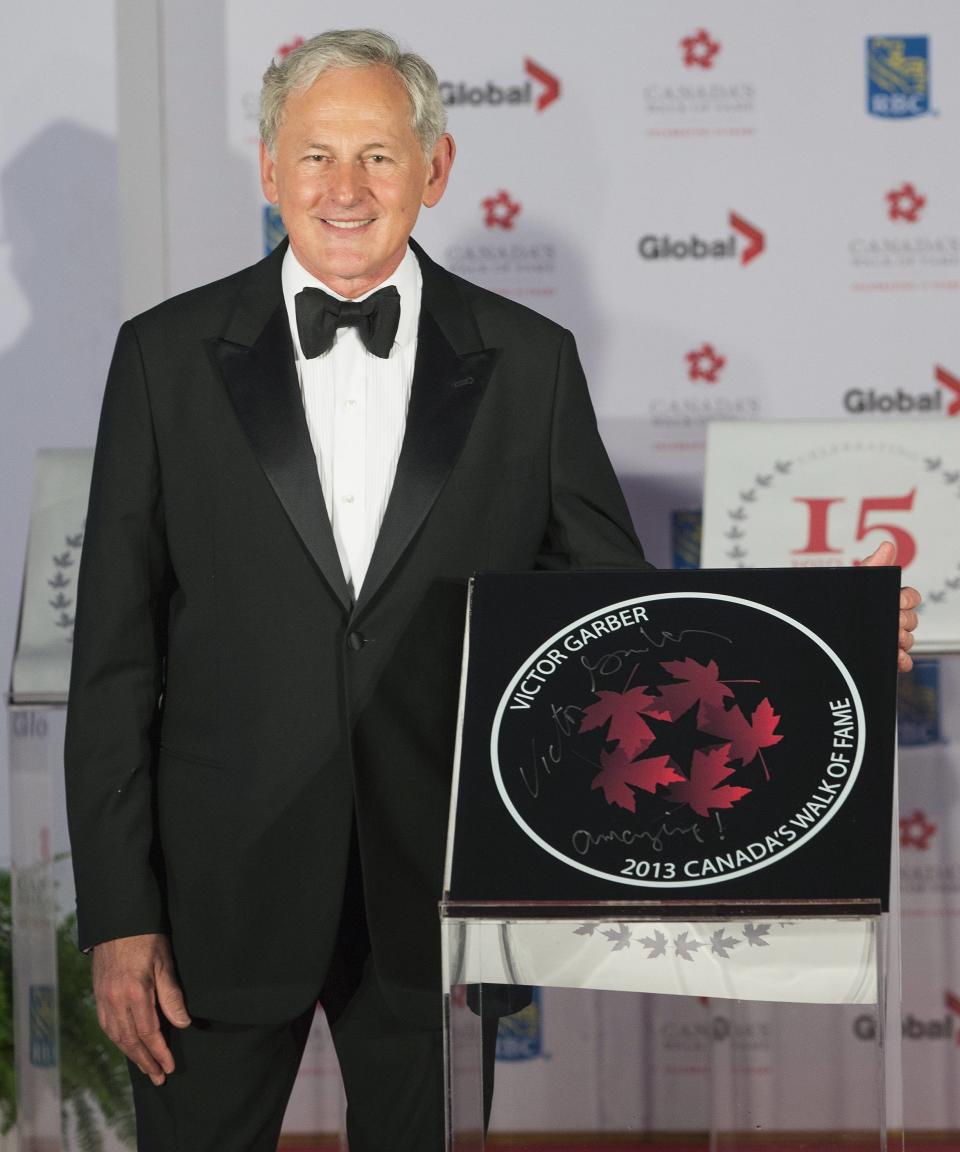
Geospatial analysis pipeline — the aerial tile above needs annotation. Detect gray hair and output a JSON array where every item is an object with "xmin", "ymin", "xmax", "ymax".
[{"xmin": 260, "ymin": 29, "xmax": 447, "ymax": 157}]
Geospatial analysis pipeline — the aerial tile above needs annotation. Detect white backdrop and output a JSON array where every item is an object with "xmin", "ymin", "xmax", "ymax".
[
  {"xmin": 0, "ymin": 1, "xmax": 118, "ymax": 867},
  {"xmin": 3, "ymin": 0, "xmax": 959, "ymax": 1145}
]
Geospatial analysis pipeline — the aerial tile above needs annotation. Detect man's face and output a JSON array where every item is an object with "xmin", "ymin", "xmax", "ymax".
[{"xmin": 260, "ymin": 64, "xmax": 454, "ymax": 298}]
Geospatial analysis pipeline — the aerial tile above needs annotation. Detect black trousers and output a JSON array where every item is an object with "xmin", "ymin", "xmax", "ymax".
[{"xmin": 129, "ymin": 840, "xmax": 498, "ymax": 1151}]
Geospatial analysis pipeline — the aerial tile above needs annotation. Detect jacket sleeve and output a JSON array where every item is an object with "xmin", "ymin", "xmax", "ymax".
[
  {"xmin": 64, "ymin": 320, "xmax": 173, "ymax": 950},
  {"xmin": 536, "ymin": 329, "xmax": 652, "ymax": 571}
]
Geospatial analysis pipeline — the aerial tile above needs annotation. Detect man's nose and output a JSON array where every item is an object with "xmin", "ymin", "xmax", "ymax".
[{"xmin": 331, "ymin": 162, "xmax": 365, "ymax": 204}]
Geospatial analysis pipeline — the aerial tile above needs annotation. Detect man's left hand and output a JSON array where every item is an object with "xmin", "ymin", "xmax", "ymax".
[{"xmin": 859, "ymin": 540, "xmax": 921, "ymax": 672}]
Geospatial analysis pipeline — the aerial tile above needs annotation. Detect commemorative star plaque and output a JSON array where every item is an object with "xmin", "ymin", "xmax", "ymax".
[{"xmin": 445, "ymin": 567, "xmax": 899, "ymax": 913}]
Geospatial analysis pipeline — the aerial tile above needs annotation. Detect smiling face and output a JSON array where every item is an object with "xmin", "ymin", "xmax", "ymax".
[{"xmin": 260, "ymin": 64, "xmax": 454, "ymax": 298}]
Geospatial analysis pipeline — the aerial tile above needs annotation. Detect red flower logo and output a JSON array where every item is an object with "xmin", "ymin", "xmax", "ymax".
[
  {"xmin": 482, "ymin": 190, "xmax": 522, "ymax": 230},
  {"xmin": 686, "ymin": 343, "xmax": 726, "ymax": 384},
  {"xmin": 681, "ymin": 29, "xmax": 722, "ymax": 70},
  {"xmin": 276, "ymin": 37, "xmax": 305, "ymax": 59},
  {"xmin": 900, "ymin": 809, "xmax": 937, "ymax": 850},
  {"xmin": 886, "ymin": 182, "xmax": 926, "ymax": 223}
]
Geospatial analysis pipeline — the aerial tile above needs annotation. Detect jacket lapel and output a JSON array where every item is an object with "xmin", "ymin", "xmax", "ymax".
[
  {"xmin": 208, "ymin": 244, "xmax": 353, "ymax": 612},
  {"xmin": 356, "ymin": 244, "xmax": 500, "ymax": 614},
  {"xmin": 207, "ymin": 239, "xmax": 499, "ymax": 617}
]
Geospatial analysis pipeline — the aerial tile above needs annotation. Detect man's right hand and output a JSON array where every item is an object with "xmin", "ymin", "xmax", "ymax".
[{"xmin": 92, "ymin": 933, "xmax": 192, "ymax": 1085}]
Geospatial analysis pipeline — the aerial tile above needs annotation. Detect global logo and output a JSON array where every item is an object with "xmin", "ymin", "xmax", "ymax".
[
  {"xmin": 482, "ymin": 190, "xmax": 522, "ymax": 231},
  {"xmin": 441, "ymin": 58, "xmax": 560, "ymax": 111},
  {"xmin": 639, "ymin": 213, "xmax": 764, "ymax": 267},
  {"xmin": 491, "ymin": 592, "xmax": 865, "ymax": 889},
  {"xmin": 844, "ymin": 365, "xmax": 960, "ymax": 417},
  {"xmin": 857, "ymin": 994, "xmax": 960, "ymax": 1045},
  {"xmin": 681, "ymin": 29, "xmax": 722, "ymax": 70},
  {"xmin": 867, "ymin": 37, "xmax": 931, "ymax": 119}
]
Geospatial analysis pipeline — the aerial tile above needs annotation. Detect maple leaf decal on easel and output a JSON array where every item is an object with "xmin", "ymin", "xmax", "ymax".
[
  {"xmin": 665, "ymin": 744, "xmax": 751, "ymax": 818},
  {"xmin": 576, "ymin": 654, "xmax": 780, "ymax": 821},
  {"xmin": 590, "ymin": 747, "xmax": 683, "ymax": 812},
  {"xmin": 579, "ymin": 686, "xmax": 658, "ymax": 757},
  {"xmin": 701, "ymin": 697, "xmax": 783, "ymax": 778},
  {"xmin": 647, "ymin": 658, "xmax": 735, "ymax": 722}
]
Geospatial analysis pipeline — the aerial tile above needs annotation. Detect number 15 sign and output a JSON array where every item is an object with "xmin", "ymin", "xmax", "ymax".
[{"xmin": 701, "ymin": 421, "xmax": 960, "ymax": 653}]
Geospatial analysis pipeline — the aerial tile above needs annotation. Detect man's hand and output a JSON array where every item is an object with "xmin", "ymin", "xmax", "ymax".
[
  {"xmin": 859, "ymin": 540, "xmax": 921, "ymax": 672},
  {"xmin": 92, "ymin": 933, "xmax": 191, "ymax": 1085}
]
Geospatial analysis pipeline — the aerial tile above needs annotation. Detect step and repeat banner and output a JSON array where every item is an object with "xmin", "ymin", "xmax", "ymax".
[
  {"xmin": 169, "ymin": 0, "xmax": 958, "ymax": 1139},
  {"xmin": 2, "ymin": 0, "xmax": 958, "ymax": 1146}
]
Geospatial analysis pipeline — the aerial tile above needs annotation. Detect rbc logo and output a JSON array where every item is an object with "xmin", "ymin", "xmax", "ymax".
[
  {"xmin": 496, "ymin": 987, "xmax": 543, "ymax": 1061},
  {"xmin": 263, "ymin": 205, "xmax": 287, "ymax": 255},
  {"xmin": 867, "ymin": 37, "xmax": 930, "ymax": 118}
]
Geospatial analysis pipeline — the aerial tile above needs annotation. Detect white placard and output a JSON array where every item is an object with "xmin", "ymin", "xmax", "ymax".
[
  {"xmin": 457, "ymin": 917, "xmax": 878, "ymax": 1005},
  {"xmin": 702, "ymin": 421, "xmax": 960, "ymax": 653},
  {"xmin": 10, "ymin": 450, "xmax": 93, "ymax": 704}
]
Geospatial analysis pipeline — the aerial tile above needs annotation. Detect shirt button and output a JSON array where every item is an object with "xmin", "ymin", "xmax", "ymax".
[
  {"xmin": 341, "ymin": 494, "xmax": 355, "ymax": 504},
  {"xmin": 347, "ymin": 631, "xmax": 366, "ymax": 651},
  {"xmin": 344, "ymin": 399, "xmax": 357, "ymax": 410}
]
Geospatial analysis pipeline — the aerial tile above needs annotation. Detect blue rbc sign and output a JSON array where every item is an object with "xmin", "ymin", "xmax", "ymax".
[
  {"xmin": 671, "ymin": 509, "xmax": 702, "ymax": 570},
  {"xmin": 867, "ymin": 37, "xmax": 930, "ymax": 119},
  {"xmin": 263, "ymin": 204, "xmax": 287, "ymax": 254},
  {"xmin": 897, "ymin": 659, "xmax": 942, "ymax": 747},
  {"xmin": 496, "ymin": 987, "xmax": 543, "ymax": 1061},
  {"xmin": 29, "ymin": 984, "xmax": 57, "ymax": 1068}
]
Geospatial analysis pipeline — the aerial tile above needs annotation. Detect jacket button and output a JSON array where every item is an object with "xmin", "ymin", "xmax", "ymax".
[{"xmin": 347, "ymin": 631, "xmax": 366, "ymax": 651}]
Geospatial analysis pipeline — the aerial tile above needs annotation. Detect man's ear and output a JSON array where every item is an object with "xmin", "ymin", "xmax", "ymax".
[
  {"xmin": 260, "ymin": 140, "xmax": 279, "ymax": 204},
  {"xmin": 422, "ymin": 134, "xmax": 455, "ymax": 208}
]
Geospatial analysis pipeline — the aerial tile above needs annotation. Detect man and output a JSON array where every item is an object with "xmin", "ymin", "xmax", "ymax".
[{"xmin": 65, "ymin": 28, "xmax": 919, "ymax": 1152}]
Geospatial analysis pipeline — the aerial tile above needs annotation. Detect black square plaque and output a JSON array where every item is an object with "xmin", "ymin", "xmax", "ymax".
[{"xmin": 446, "ymin": 568, "xmax": 900, "ymax": 912}]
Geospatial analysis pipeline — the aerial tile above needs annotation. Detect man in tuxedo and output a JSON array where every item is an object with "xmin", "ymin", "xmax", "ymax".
[
  {"xmin": 65, "ymin": 28, "xmax": 919, "ymax": 1152},
  {"xmin": 64, "ymin": 28, "xmax": 654, "ymax": 1152}
]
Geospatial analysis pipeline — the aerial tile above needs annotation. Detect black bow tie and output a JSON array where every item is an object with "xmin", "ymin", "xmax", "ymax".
[{"xmin": 295, "ymin": 285, "xmax": 401, "ymax": 360}]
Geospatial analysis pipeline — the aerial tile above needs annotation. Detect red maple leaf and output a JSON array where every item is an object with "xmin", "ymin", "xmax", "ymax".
[
  {"xmin": 701, "ymin": 698, "xmax": 783, "ymax": 769},
  {"xmin": 579, "ymin": 687, "xmax": 658, "ymax": 756},
  {"xmin": 591, "ymin": 748, "xmax": 683, "ymax": 812},
  {"xmin": 648, "ymin": 658, "xmax": 734, "ymax": 723},
  {"xmin": 666, "ymin": 745, "xmax": 751, "ymax": 818}
]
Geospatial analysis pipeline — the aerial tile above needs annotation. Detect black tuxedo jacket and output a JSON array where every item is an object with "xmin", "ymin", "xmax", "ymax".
[{"xmin": 65, "ymin": 239, "xmax": 648, "ymax": 1026}]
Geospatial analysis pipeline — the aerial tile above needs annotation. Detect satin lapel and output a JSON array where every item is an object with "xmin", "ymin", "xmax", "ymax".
[
  {"xmin": 355, "ymin": 308, "xmax": 500, "ymax": 614},
  {"xmin": 208, "ymin": 303, "xmax": 352, "ymax": 612}
]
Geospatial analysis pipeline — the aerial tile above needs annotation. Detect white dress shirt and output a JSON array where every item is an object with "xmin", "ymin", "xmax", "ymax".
[{"xmin": 281, "ymin": 245, "xmax": 421, "ymax": 596}]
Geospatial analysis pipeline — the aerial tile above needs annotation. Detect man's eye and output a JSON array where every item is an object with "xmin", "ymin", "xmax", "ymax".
[{"xmin": 368, "ymin": 154, "xmax": 388, "ymax": 164}]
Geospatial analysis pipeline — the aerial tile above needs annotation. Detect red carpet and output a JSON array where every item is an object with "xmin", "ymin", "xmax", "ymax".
[{"xmin": 279, "ymin": 1137, "xmax": 958, "ymax": 1151}]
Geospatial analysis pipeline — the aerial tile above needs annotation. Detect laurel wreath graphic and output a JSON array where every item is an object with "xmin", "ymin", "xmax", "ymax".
[
  {"xmin": 47, "ymin": 524, "xmax": 84, "ymax": 642},
  {"xmin": 723, "ymin": 450, "xmax": 960, "ymax": 609}
]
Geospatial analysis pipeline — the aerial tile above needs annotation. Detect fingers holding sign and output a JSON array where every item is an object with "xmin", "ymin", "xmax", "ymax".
[{"xmin": 859, "ymin": 540, "xmax": 921, "ymax": 672}]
